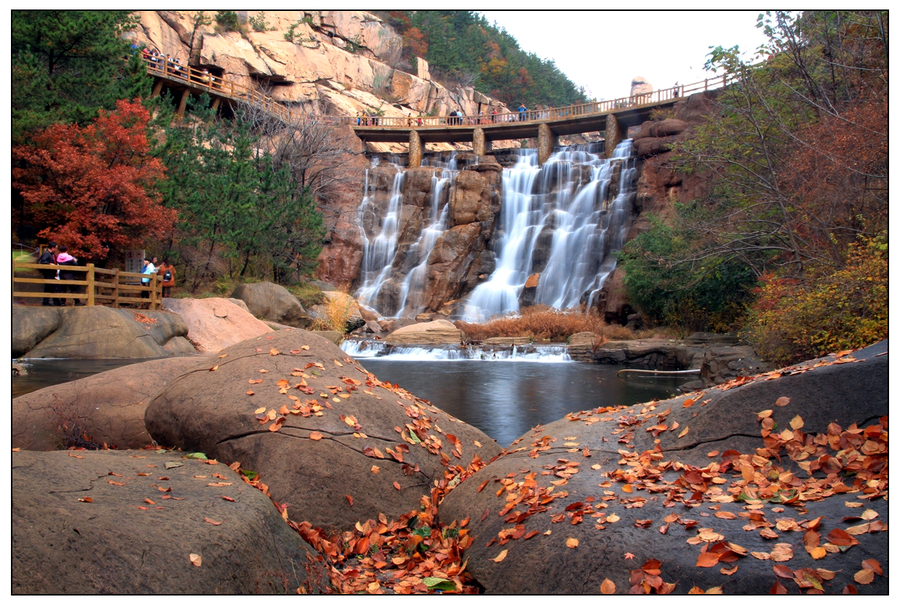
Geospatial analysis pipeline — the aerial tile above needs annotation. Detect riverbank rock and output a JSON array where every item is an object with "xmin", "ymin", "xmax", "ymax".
[
  {"xmin": 438, "ymin": 341, "xmax": 888, "ymax": 594},
  {"xmin": 162, "ymin": 297, "xmax": 274, "ymax": 353},
  {"xmin": 231, "ymin": 282, "xmax": 313, "ymax": 329},
  {"xmin": 592, "ymin": 338, "xmax": 702, "ymax": 370},
  {"xmin": 566, "ymin": 331, "xmax": 600, "ymax": 361},
  {"xmin": 145, "ymin": 329, "xmax": 501, "ymax": 533},
  {"xmin": 14, "ymin": 306, "xmax": 194, "ymax": 359},
  {"xmin": 384, "ymin": 320, "xmax": 462, "ymax": 346},
  {"xmin": 12, "ymin": 449, "xmax": 330, "ymax": 594},
  {"xmin": 12, "ymin": 356, "xmax": 209, "ymax": 451}
]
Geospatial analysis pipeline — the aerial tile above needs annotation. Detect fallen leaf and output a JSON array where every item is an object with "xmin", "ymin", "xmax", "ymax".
[
  {"xmin": 210, "ymin": 365, "xmax": 218, "ymax": 371},
  {"xmin": 346, "ymin": 495, "xmax": 354, "ymax": 506},
  {"xmin": 189, "ymin": 553, "xmax": 202, "ymax": 567},
  {"xmin": 601, "ymin": 578, "xmax": 616, "ymax": 594},
  {"xmin": 370, "ymin": 465, "xmax": 380, "ymax": 474},
  {"xmin": 309, "ymin": 432, "xmax": 323, "ymax": 441},
  {"xmin": 789, "ymin": 415, "xmax": 804, "ymax": 430},
  {"xmin": 78, "ymin": 497, "xmax": 93, "ymax": 503},
  {"xmin": 678, "ymin": 426, "xmax": 689, "ymax": 438},
  {"xmin": 775, "ymin": 396, "xmax": 790, "ymax": 407},
  {"xmin": 624, "ymin": 552, "xmax": 635, "ymax": 560},
  {"xmin": 492, "ymin": 549, "xmax": 508, "ymax": 563},
  {"xmin": 566, "ymin": 537, "xmax": 579, "ymax": 548},
  {"xmin": 682, "ymin": 398, "xmax": 695, "ymax": 408},
  {"xmin": 607, "ymin": 513, "xmax": 620, "ymax": 523},
  {"xmin": 853, "ymin": 569, "xmax": 874, "ymax": 585},
  {"xmin": 393, "ymin": 481, "xmax": 402, "ymax": 491},
  {"xmin": 696, "ymin": 552, "xmax": 720, "ymax": 568},
  {"xmin": 861, "ymin": 559, "xmax": 883, "ymax": 575},
  {"xmin": 204, "ymin": 518, "xmax": 222, "ymax": 526},
  {"xmin": 720, "ymin": 565, "xmax": 739, "ymax": 576}
]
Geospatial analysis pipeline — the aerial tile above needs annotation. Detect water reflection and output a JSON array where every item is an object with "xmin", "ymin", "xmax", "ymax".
[
  {"xmin": 359, "ymin": 359, "xmax": 689, "ymax": 447},
  {"xmin": 12, "ymin": 358, "xmax": 160, "ymax": 398}
]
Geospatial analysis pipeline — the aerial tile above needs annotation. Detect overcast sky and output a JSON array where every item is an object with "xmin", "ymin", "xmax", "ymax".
[{"xmin": 478, "ymin": 10, "xmax": 772, "ymax": 101}]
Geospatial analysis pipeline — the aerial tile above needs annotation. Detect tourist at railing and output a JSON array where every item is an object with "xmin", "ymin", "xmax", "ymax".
[
  {"xmin": 141, "ymin": 257, "xmax": 156, "ymax": 299},
  {"xmin": 517, "ymin": 103, "xmax": 527, "ymax": 122},
  {"xmin": 56, "ymin": 244, "xmax": 85, "ymax": 306},
  {"xmin": 38, "ymin": 242, "xmax": 60, "ymax": 306},
  {"xmin": 157, "ymin": 259, "xmax": 175, "ymax": 298}
]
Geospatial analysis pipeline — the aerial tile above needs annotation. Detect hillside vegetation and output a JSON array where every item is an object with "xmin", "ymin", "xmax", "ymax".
[
  {"xmin": 375, "ymin": 11, "xmax": 588, "ymax": 108},
  {"xmin": 620, "ymin": 11, "xmax": 888, "ymax": 363}
]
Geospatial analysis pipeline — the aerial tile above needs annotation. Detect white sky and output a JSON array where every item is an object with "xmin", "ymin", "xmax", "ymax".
[{"xmin": 479, "ymin": 10, "xmax": 771, "ymax": 101}]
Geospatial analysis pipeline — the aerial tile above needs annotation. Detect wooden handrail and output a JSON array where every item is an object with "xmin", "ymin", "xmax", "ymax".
[
  {"xmin": 12, "ymin": 262, "xmax": 164, "ymax": 310},
  {"xmin": 140, "ymin": 54, "xmax": 741, "ymax": 133}
]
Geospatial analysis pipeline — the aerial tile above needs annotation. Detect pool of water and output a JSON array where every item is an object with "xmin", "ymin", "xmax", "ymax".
[
  {"xmin": 356, "ymin": 358, "xmax": 690, "ymax": 447},
  {"xmin": 12, "ymin": 358, "xmax": 161, "ymax": 398},
  {"xmin": 12, "ymin": 356, "xmax": 691, "ymax": 447}
]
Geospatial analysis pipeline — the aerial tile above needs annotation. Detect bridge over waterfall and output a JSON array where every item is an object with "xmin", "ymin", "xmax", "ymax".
[{"xmin": 140, "ymin": 55, "xmax": 732, "ymax": 165}]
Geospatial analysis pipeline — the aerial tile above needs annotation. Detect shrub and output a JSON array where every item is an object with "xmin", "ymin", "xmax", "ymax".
[
  {"xmin": 215, "ymin": 11, "xmax": 241, "ymax": 33},
  {"xmin": 454, "ymin": 305, "xmax": 666, "ymax": 343},
  {"xmin": 744, "ymin": 235, "xmax": 888, "ymax": 365}
]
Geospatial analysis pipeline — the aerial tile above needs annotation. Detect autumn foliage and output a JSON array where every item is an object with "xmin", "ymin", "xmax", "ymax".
[{"xmin": 13, "ymin": 98, "xmax": 175, "ymax": 261}]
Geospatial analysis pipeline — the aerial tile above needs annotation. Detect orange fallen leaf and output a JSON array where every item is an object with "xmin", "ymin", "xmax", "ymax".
[
  {"xmin": 696, "ymin": 552, "xmax": 720, "ymax": 568},
  {"xmin": 862, "ymin": 559, "xmax": 883, "ymax": 575},
  {"xmin": 624, "ymin": 552, "xmax": 635, "ymax": 560},
  {"xmin": 189, "ymin": 553, "xmax": 202, "ymax": 567},
  {"xmin": 492, "ymin": 549, "xmax": 508, "ymax": 563},
  {"xmin": 600, "ymin": 578, "xmax": 616, "ymax": 594},
  {"xmin": 204, "ymin": 518, "xmax": 222, "ymax": 526},
  {"xmin": 370, "ymin": 465, "xmax": 380, "ymax": 474},
  {"xmin": 607, "ymin": 514, "xmax": 620, "ymax": 523},
  {"xmin": 269, "ymin": 348, "xmax": 279, "ymax": 355},
  {"xmin": 720, "ymin": 565, "xmax": 739, "ymax": 576},
  {"xmin": 78, "ymin": 497, "xmax": 93, "ymax": 503},
  {"xmin": 707, "ymin": 450, "xmax": 720, "ymax": 458},
  {"xmin": 210, "ymin": 365, "xmax": 218, "ymax": 371},
  {"xmin": 309, "ymin": 432, "xmax": 323, "ymax": 441},
  {"xmin": 775, "ymin": 396, "xmax": 790, "ymax": 407},
  {"xmin": 682, "ymin": 398, "xmax": 695, "ymax": 408},
  {"xmin": 854, "ymin": 569, "xmax": 874, "ymax": 585},
  {"xmin": 144, "ymin": 498, "xmax": 155, "ymax": 505},
  {"xmin": 393, "ymin": 482, "xmax": 402, "ymax": 491},
  {"xmin": 346, "ymin": 495, "xmax": 354, "ymax": 506},
  {"xmin": 789, "ymin": 415, "xmax": 804, "ymax": 430},
  {"xmin": 566, "ymin": 537, "xmax": 579, "ymax": 548}
]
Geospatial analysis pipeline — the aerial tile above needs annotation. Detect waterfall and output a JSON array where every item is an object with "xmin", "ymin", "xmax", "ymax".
[
  {"xmin": 352, "ymin": 141, "xmax": 637, "ymax": 322},
  {"xmin": 461, "ymin": 140, "xmax": 636, "ymax": 321},
  {"xmin": 340, "ymin": 338, "xmax": 572, "ymax": 362}
]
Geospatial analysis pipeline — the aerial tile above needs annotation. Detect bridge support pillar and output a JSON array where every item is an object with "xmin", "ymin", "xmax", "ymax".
[
  {"xmin": 605, "ymin": 114, "xmax": 622, "ymax": 158},
  {"xmin": 409, "ymin": 130, "xmax": 422, "ymax": 168},
  {"xmin": 176, "ymin": 88, "xmax": 191, "ymax": 120},
  {"xmin": 538, "ymin": 123, "xmax": 558, "ymax": 165},
  {"xmin": 151, "ymin": 79, "xmax": 164, "ymax": 98},
  {"xmin": 473, "ymin": 128, "xmax": 492, "ymax": 156}
]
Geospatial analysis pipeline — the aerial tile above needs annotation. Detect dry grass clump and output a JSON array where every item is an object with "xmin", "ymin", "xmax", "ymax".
[
  {"xmin": 310, "ymin": 291, "xmax": 357, "ymax": 334},
  {"xmin": 455, "ymin": 305, "xmax": 666, "ymax": 343}
]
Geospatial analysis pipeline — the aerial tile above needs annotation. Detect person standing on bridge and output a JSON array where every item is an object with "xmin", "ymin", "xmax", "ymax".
[{"xmin": 518, "ymin": 103, "xmax": 527, "ymax": 121}]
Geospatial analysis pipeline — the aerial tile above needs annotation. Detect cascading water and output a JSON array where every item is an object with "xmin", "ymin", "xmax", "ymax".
[
  {"xmin": 354, "ymin": 154, "xmax": 458, "ymax": 318},
  {"xmin": 353, "ymin": 141, "xmax": 637, "ymax": 322},
  {"xmin": 461, "ymin": 140, "xmax": 636, "ymax": 321}
]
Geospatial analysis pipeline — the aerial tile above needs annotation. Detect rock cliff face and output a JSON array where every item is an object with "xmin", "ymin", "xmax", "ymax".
[
  {"xmin": 128, "ymin": 10, "xmax": 507, "ymax": 148},
  {"xmin": 595, "ymin": 91, "xmax": 721, "ymax": 322}
]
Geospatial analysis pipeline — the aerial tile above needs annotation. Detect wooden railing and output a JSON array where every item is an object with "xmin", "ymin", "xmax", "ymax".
[
  {"xmin": 13, "ymin": 263, "xmax": 163, "ymax": 310},
  {"xmin": 142, "ymin": 55, "xmax": 737, "ymax": 132}
]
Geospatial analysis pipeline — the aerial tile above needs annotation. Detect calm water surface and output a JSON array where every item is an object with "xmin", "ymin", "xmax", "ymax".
[
  {"xmin": 358, "ymin": 358, "xmax": 689, "ymax": 447},
  {"xmin": 13, "ymin": 357, "xmax": 690, "ymax": 447}
]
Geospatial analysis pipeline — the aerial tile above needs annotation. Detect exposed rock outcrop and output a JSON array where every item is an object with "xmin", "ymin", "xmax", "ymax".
[
  {"xmin": 230, "ymin": 282, "xmax": 312, "ymax": 328},
  {"xmin": 162, "ymin": 297, "xmax": 275, "ymax": 353},
  {"xmin": 14, "ymin": 306, "xmax": 194, "ymax": 359},
  {"xmin": 12, "ymin": 450, "xmax": 330, "ymax": 594},
  {"xmin": 384, "ymin": 320, "xmax": 462, "ymax": 346},
  {"xmin": 12, "ymin": 356, "xmax": 208, "ymax": 451},
  {"xmin": 439, "ymin": 341, "xmax": 888, "ymax": 594},
  {"xmin": 144, "ymin": 329, "xmax": 501, "ymax": 533}
]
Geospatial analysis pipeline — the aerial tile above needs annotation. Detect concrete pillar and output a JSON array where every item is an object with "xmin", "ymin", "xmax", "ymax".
[
  {"xmin": 538, "ymin": 123, "xmax": 558, "ymax": 165},
  {"xmin": 605, "ymin": 113, "xmax": 622, "ymax": 159},
  {"xmin": 473, "ymin": 127, "xmax": 492, "ymax": 156},
  {"xmin": 151, "ymin": 79, "xmax": 164, "ymax": 98},
  {"xmin": 409, "ymin": 129, "xmax": 422, "ymax": 168},
  {"xmin": 176, "ymin": 88, "xmax": 191, "ymax": 120}
]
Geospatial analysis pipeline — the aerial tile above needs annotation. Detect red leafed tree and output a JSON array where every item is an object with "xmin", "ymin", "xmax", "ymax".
[{"xmin": 12, "ymin": 98, "xmax": 175, "ymax": 261}]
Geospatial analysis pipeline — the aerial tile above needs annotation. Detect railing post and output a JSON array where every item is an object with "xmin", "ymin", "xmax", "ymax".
[
  {"xmin": 112, "ymin": 268, "xmax": 119, "ymax": 308},
  {"xmin": 86, "ymin": 264, "xmax": 95, "ymax": 306}
]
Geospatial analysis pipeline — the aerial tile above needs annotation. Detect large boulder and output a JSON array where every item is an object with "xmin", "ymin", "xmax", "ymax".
[
  {"xmin": 231, "ymin": 282, "xmax": 312, "ymax": 329},
  {"xmin": 12, "ymin": 450, "xmax": 331, "ymax": 594},
  {"xmin": 161, "ymin": 297, "xmax": 273, "ymax": 353},
  {"xmin": 13, "ymin": 356, "xmax": 209, "ymax": 451},
  {"xmin": 144, "ymin": 329, "xmax": 501, "ymax": 533},
  {"xmin": 439, "ymin": 341, "xmax": 888, "ymax": 594},
  {"xmin": 384, "ymin": 319, "xmax": 462, "ymax": 346},
  {"xmin": 15, "ymin": 306, "xmax": 193, "ymax": 359}
]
